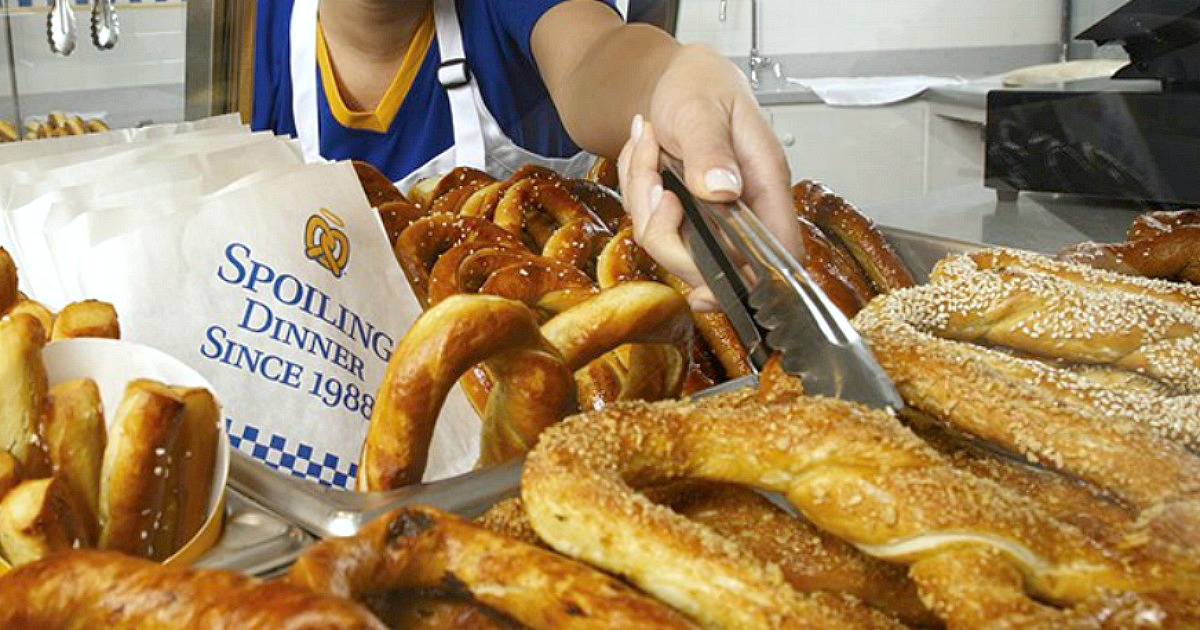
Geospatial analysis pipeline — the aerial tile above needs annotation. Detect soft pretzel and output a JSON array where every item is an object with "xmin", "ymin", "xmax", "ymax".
[
  {"xmin": 0, "ymin": 477, "xmax": 90, "ymax": 565},
  {"xmin": 427, "ymin": 166, "xmax": 496, "ymax": 207},
  {"xmin": 352, "ymin": 160, "xmax": 406, "ymax": 208},
  {"xmin": 792, "ymin": 180, "xmax": 914, "ymax": 292},
  {"xmin": 0, "ymin": 313, "xmax": 50, "ymax": 477},
  {"xmin": 494, "ymin": 179, "xmax": 606, "ymax": 250},
  {"xmin": 0, "ymin": 247, "xmax": 16, "ymax": 315},
  {"xmin": 99, "ymin": 380, "xmax": 184, "ymax": 559},
  {"xmin": 394, "ymin": 215, "xmax": 526, "ymax": 305},
  {"xmin": 523, "ymin": 375, "xmax": 1200, "ymax": 627},
  {"xmin": 479, "ymin": 484, "xmax": 935, "ymax": 626},
  {"xmin": 795, "ymin": 216, "xmax": 871, "ymax": 317},
  {"xmin": 569, "ymin": 179, "xmax": 626, "ymax": 233},
  {"xmin": 287, "ymin": 506, "xmax": 695, "ymax": 629},
  {"xmin": 476, "ymin": 257, "xmax": 596, "ymax": 311},
  {"xmin": 541, "ymin": 218, "xmax": 611, "ymax": 278},
  {"xmin": 908, "ymin": 547, "xmax": 1194, "ymax": 629},
  {"xmin": 854, "ymin": 276, "xmax": 1200, "ymax": 511},
  {"xmin": 0, "ymin": 452, "xmax": 20, "ymax": 498},
  {"xmin": 0, "ymin": 550, "xmax": 385, "ymax": 628},
  {"xmin": 1128, "ymin": 209, "xmax": 1200, "ymax": 241},
  {"xmin": 939, "ymin": 247, "xmax": 1200, "ymax": 310},
  {"xmin": 1059, "ymin": 225, "xmax": 1200, "ymax": 285},
  {"xmin": 372, "ymin": 596, "xmax": 515, "ymax": 630},
  {"xmin": 430, "ymin": 180, "xmax": 493, "ymax": 216},
  {"xmin": 375, "ymin": 200, "xmax": 426, "ymax": 246},
  {"xmin": 585, "ymin": 156, "xmax": 619, "ymax": 191},
  {"xmin": 50, "ymin": 299, "xmax": 120, "ymax": 340},
  {"xmin": 360, "ymin": 295, "xmax": 574, "ymax": 490},
  {"xmin": 165, "ymin": 387, "xmax": 220, "ymax": 557},
  {"xmin": 43, "ymin": 378, "xmax": 106, "ymax": 541},
  {"xmin": 426, "ymin": 241, "xmax": 531, "ymax": 306}
]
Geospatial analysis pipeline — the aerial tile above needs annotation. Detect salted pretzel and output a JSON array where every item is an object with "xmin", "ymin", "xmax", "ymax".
[
  {"xmin": 1128, "ymin": 209, "xmax": 1200, "ymax": 241},
  {"xmin": 359, "ymin": 295, "xmax": 574, "ymax": 490},
  {"xmin": 493, "ymin": 178, "xmax": 607, "ymax": 251},
  {"xmin": 352, "ymin": 160, "xmax": 406, "ymax": 208},
  {"xmin": 425, "ymin": 242, "xmax": 535, "ymax": 306},
  {"xmin": 427, "ymin": 167, "xmax": 496, "ymax": 206},
  {"xmin": 0, "ymin": 551, "xmax": 385, "ymax": 628},
  {"xmin": 792, "ymin": 180, "xmax": 914, "ymax": 293},
  {"xmin": 585, "ymin": 156, "xmax": 619, "ymax": 191},
  {"xmin": 854, "ymin": 266, "xmax": 1200, "ymax": 508},
  {"xmin": 541, "ymin": 218, "xmax": 611, "ymax": 278},
  {"xmin": 569, "ymin": 179, "xmax": 626, "ymax": 233},
  {"xmin": 476, "ymin": 257, "xmax": 596, "ymax": 311},
  {"xmin": 522, "ymin": 374, "xmax": 1199, "ymax": 629},
  {"xmin": 289, "ymin": 506, "xmax": 695, "ymax": 629},
  {"xmin": 375, "ymin": 200, "xmax": 426, "ymax": 246},
  {"xmin": 393, "ymin": 215, "xmax": 527, "ymax": 305},
  {"xmin": 1059, "ymin": 225, "xmax": 1200, "ymax": 285}
]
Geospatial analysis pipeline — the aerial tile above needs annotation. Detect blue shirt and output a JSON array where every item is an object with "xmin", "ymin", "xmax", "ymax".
[{"xmin": 252, "ymin": 0, "xmax": 615, "ymax": 182}]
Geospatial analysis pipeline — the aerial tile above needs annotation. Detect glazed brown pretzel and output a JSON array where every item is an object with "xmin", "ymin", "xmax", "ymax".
[
  {"xmin": 1059, "ymin": 225, "xmax": 1200, "ymax": 285},
  {"xmin": 288, "ymin": 506, "xmax": 695, "ymax": 629},
  {"xmin": 795, "ymin": 216, "xmax": 871, "ymax": 317},
  {"xmin": 0, "ymin": 550, "xmax": 385, "ymax": 629},
  {"xmin": 359, "ymin": 295, "xmax": 575, "ymax": 490},
  {"xmin": 792, "ymin": 180, "xmax": 915, "ymax": 293},
  {"xmin": 352, "ymin": 160, "xmax": 406, "ymax": 208},
  {"xmin": 393, "ymin": 215, "xmax": 527, "ymax": 306},
  {"xmin": 1127, "ymin": 209, "xmax": 1200, "ymax": 242},
  {"xmin": 522, "ymin": 374, "xmax": 1196, "ymax": 628},
  {"xmin": 493, "ymin": 178, "xmax": 607, "ymax": 251}
]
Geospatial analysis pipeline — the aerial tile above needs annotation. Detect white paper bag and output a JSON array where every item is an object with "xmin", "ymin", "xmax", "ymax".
[{"xmin": 72, "ymin": 162, "xmax": 479, "ymax": 489}]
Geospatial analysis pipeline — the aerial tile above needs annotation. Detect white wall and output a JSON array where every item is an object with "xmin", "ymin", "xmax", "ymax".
[{"xmin": 677, "ymin": 0, "xmax": 1063, "ymax": 59}]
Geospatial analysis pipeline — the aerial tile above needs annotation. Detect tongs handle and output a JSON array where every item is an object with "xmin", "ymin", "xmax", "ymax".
[{"xmin": 662, "ymin": 158, "xmax": 770, "ymax": 371}]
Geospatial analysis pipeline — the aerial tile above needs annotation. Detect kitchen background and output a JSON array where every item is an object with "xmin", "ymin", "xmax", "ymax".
[{"xmin": 0, "ymin": 0, "xmax": 1132, "ymax": 205}]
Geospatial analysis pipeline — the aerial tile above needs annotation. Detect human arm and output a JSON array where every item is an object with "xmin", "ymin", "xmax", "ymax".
[{"xmin": 531, "ymin": 1, "xmax": 801, "ymax": 308}]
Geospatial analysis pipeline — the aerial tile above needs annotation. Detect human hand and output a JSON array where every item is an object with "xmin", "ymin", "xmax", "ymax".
[{"xmin": 617, "ymin": 45, "xmax": 801, "ymax": 311}]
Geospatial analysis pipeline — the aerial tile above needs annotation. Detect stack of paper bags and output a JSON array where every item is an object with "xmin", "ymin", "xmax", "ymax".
[{"xmin": 0, "ymin": 117, "xmax": 479, "ymax": 490}]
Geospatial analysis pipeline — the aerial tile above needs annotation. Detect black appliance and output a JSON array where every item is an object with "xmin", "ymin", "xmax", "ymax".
[{"xmin": 985, "ymin": 0, "xmax": 1200, "ymax": 206}]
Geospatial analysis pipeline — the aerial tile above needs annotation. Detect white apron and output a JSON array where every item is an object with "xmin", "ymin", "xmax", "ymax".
[{"xmin": 290, "ymin": 0, "xmax": 603, "ymax": 192}]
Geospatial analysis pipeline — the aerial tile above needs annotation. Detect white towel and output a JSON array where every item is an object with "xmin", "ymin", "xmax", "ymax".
[{"xmin": 787, "ymin": 75, "xmax": 965, "ymax": 107}]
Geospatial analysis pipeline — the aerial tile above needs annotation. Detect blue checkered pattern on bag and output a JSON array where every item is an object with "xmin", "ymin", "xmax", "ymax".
[{"xmin": 225, "ymin": 419, "xmax": 357, "ymax": 490}]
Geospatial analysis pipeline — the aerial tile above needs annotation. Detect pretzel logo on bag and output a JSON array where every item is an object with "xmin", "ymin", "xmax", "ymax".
[{"xmin": 304, "ymin": 209, "xmax": 352, "ymax": 278}]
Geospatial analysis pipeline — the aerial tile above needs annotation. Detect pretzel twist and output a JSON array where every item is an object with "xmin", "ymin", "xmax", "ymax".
[
  {"xmin": 792, "ymin": 180, "xmax": 914, "ymax": 292},
  {"xmin": 351, "ymin": 160, "xmax": 406, "ymax": 207},
  {"xmin": 393, "ymin": 215, "xmax": 527, "ymax": 306},
  {"xmin": 942, "ymin": 247, "xmax": 1200, "ymax": 310},
  {"xmin": 0, "ymin": 551, "xmax": 385, "ymax": 628},
  {"xmin": 569, "ymin": 179, "xmax": 626, "ymax": 233},
  {"xmin": 375, "ymin": 200, "xmax": 427, "ymax": 246},
  {"xmin": 523, "ymin": 378, "xmax": 1197, "ymax": 628},
  {"xmin": 1059, "ymin": 225, "xmax": 1200, "ymax": 285},
  {"xmin": 479, "ymin": 483, "xmax": 936, "ymax": 627},
  {"xmin": 359, "ymin": 295, "xmax": 575, "ymax": 490},
  {"xmin": 853, "ymin": 268, "xmax": 1200, "ymax": 509},
  {"xmin": 494, "ymin": 179, "xmax": 607, "ymax": 251},
  {"xmin": 288, "ymin": 506, "xmax": 695, "ymax": 629},
  {"xmin": 585, "ymin": 156, "xmax": 620, "ymax": 191},
  {"xmin": 1128, "ymin": 209, "xmax": 1200, "ymax": 241},
  {"xmin": 795, "ymin": 216, "xmax": 871, "ymax": 316}
]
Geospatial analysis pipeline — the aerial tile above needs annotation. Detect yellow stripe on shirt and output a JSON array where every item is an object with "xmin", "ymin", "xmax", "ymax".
[{"xmin": 316, "ymin": 8, "xmax": 435, "ymax": 133}]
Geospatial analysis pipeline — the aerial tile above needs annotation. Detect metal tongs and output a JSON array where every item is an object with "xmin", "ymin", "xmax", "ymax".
[
  {"xmin": 662, "ymin": 155, "xmax": 902, "ymax": 410},
  {"xmin": 48, "ymin": 0, "xmax": 118, "ymax": 55}
]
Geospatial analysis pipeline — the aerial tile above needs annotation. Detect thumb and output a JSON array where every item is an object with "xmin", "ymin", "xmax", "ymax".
[{"xmin": 664, "ymin": 102, "xmax": 742, "ymax": 203}]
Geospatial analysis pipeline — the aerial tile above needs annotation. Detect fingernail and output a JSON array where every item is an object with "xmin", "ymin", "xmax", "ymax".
[
  {"xmin": 704, "ymin": 168, "xmax": 741, "ymax": 194},
  {"xmin": 630, "ymin": 114, "xmax": 645, "ymax": 144},
  {"xmin": 689, "ymin": 293, "xmax": 720, "ymax": 312},
  {"xmin": 648, "ymin": 184, "xmax": 663, "ymax": 212}
]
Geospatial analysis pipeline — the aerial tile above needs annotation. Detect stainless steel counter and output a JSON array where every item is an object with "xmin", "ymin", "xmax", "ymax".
[{"xmin": 863, "ymin": 183, "xmax": 1140, "ymax": 254}]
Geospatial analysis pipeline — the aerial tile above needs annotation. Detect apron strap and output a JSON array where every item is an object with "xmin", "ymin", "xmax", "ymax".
[
  {"xmin": 433, "ymin": 0, "xmax": 487, "ymax": 171},
  {"xmin": 289, "ymin": 0, "xmax": 322, "ymax": 162},
  {"xmin": 614, "ymin": 0, "xmax": 630, "ymax": 19}
]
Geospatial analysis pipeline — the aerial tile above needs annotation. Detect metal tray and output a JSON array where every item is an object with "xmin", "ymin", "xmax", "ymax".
[
  {"xmin": 192, "ymin": 490, "xmax": 312, "ymax": 577},
  {"xmin": 220, "ymin": 227, "xmax": 985, "ymax": 554}
]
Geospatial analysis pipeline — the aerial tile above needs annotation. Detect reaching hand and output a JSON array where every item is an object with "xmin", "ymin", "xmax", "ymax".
[{"xmin": 617, "ymin": 45, "xmax": 802, "ymax": 311}]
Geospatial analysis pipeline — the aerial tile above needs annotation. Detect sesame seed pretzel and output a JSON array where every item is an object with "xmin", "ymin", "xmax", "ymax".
[{"xmin": 521, "ymin": 371, "xmax": 1197, "ymax": 629}]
